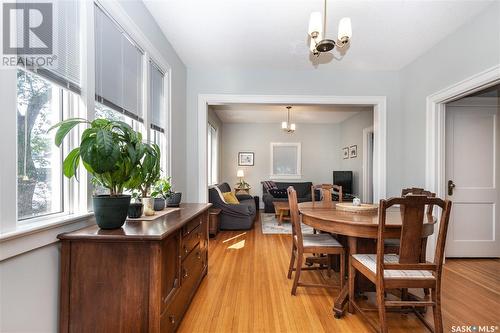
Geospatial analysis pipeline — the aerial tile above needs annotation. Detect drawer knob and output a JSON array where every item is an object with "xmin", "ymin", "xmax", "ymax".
[
  {"xmin": 197, "ymin": 251, "xmax": 201, "ymax": 259},
  {"xmin": 183, "ymin": 245, "xmax": 188, "ymax": 254},
  {"xmin": 183, "ymin": 269, "xmax": 188, "ymax": 278},
  {"xmin": 169, "ymin": 315, "xmax": 176, "ymax": 325},
  {"xmin": 197, "ymin": 232, "xmax": 202, "ymax": 239}
]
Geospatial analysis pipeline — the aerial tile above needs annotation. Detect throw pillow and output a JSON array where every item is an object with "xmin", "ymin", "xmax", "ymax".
[
  {"xmin": 262, "ymin": 180, "xmax": 278, "ymax": 191},
  {"xmin": 269, "ymin": 188, "xmax": 288, "ymax": 198},
  {"xmin": 222, "ymin": 192, "xmax": 240, "ymax": 204}
]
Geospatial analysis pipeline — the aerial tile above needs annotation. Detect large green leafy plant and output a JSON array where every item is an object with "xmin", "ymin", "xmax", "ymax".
[
  {"xmin": 50, "ymin": 118, "xmax": 146, "ymax": 196},
  {"xmin": 124, "ymin": 143, "xmax": 161, "ymax": 197}
]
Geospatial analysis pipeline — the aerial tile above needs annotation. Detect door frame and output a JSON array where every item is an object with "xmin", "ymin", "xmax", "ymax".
[
  {"xmin": 425, "ymin": 64, "xmax": 500, "ymax": 260},
  {"xmin": 198, "ymin": 94, "xmax": 387, "ymax": 203},
  {"xmin": 362, "ymin": 126, "xmax": 374, "ymax": 203}
]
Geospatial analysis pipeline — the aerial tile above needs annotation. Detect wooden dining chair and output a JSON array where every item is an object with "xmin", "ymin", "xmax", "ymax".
[
  {"xmin": 287, "ymin": 186, "xmax": 345, "ymax": 295},
  {"xmin": 349, "ymin": 195, "xmax": 452, "ymax": 333},
  {"xmin": 311, "ymin": 184, "xmax": 343, "ymax": 203}
]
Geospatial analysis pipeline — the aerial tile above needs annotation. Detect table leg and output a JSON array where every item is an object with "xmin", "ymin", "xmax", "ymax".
[
  {"xmin": 333, "ymin": 236, "xmax": 357, "ymax": 318},
  {"xmin": 278, "ymin": 210, "xmax": 283, "ymax": 225}
]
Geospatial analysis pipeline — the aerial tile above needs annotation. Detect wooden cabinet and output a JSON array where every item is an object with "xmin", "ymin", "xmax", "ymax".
[{"xmin": 58, "ymin": 204, "xmax": 211, "ymax": 333}]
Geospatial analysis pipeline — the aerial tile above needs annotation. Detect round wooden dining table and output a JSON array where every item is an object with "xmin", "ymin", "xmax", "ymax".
[{"xmin": 298, "ymin": 201, "xmax": 436, "ymax": 318}]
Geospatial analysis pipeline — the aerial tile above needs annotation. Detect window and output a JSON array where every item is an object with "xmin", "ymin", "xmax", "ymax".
[
  {"xmin": 17, "ymin": 69, "xmax": 66, "ymax": 220},
  {"xmin": 149, "ymin": 60, "xmax": 168, "ymax": 174},
  {"xmin": 270, "ymin": 142, "xmax": 302, "ymax": 179},
  {"xmin": 207, "ymin": 123, "xmax": 218, "ymax": 186}
]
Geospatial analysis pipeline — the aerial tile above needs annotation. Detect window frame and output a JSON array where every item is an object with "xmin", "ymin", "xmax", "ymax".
[
  {"xmin": 207, "ymin": 123, "xmax": 218, "ymax": 186},
  {"xmin": 270, "ymin": 142, "xmax": 302, "ymax": 180},
  {"xmin": 0, "ymin": 0, "xmax": 173, "ymax": 260}
]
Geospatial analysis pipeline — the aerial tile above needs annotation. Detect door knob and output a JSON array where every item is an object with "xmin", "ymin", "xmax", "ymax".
[{"xmin": 448, "ymin": 180, "xmax": 456, "ymax": 196}]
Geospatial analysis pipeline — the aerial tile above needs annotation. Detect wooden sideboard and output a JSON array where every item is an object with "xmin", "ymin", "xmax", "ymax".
[{"xmin": 58, "ymin": 203, "xmax": 211, "ymax": 333}]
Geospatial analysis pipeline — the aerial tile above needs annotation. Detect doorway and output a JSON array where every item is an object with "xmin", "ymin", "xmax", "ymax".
[{"xmin": 444, "ymin": 85, "xmax": 499, "ymax": 257}]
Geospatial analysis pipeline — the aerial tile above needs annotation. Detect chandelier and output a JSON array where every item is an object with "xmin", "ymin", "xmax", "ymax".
[
  {"xmin": 281, "ymin": 106, "xmax": 296, "ymax": 133},
  {"xmin": 308, "ymin": 0, "xmax": 352, "ymax": 57}
]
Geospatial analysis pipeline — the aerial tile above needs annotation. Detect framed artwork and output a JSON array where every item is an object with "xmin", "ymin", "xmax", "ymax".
[
  {"xmin": 342, "ymin": 147, "xmax": 349, "ymax": 159},
  {"xmin": 349, "ymin": 145, "xmax": 358, "ymax": 158},
  {"xmin": 238, "ymin": 152, "xmax": 254, "ymax": 166}
]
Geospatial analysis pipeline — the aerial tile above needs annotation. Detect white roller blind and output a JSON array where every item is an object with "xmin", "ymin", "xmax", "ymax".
[
  {"xmin": 15, "ymin": 0, "xmax": 81, "ymax": 93},
  {"xmin": 150, "ymin": 61, "xmax": 165, "ymax": 131},
  {"xmin": 95, "ymin": 4, "xmax": 143, "ymax": 121}
]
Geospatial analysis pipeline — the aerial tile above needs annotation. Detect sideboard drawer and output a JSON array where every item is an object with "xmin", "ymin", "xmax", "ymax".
[
  {"xmin": 181, "ymin": 244, "xmax": 204, "ymax": 289},
  {"xmin": 181, "ymin": 224, "xmax": 202, "ymax": 260},
  {"xmin": 183, "ymin": 215, "xmax": 202, "ymax": 236}
]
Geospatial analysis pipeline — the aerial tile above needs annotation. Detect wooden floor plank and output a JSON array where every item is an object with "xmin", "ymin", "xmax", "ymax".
[{"xmin": 178, "ymin": 216, "xmax": 500, "ymax": 333}]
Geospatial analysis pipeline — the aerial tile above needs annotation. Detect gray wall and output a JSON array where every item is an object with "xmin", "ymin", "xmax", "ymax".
[
  {"xmin": 399, "ymin": 1, "xmax": 500, "ymax": 188},
  {"xmin": 186, "ymin": 69, "xmax": 402, "ymax": 201},
  {"xmin": 0, "ymin": 1, "xmax": 187, "ymax": 332},
  {"xmin": 220, "ymin": 123, "xmax": 342, "ymax": 207},
  {"xmin": 339, "ymin": 110, "xmax": 374, "ymax": 198}
]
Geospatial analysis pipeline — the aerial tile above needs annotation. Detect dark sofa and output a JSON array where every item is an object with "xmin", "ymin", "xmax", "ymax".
[
  {"xmin": 208, "ymin": 183, "xmax": 256, "ymax": 230},
  {"xmin": 262, "ymin": 181, "xmax": 313, "ymax": 213}
]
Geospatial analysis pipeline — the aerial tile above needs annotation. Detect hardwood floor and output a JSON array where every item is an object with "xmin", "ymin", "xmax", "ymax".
[{"xmin": 178, "ymin": 215, "xmax": 500, "ymax": 332}]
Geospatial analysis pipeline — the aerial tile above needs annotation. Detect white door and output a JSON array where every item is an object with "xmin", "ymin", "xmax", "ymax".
[{"xmin": 445, "ymin": 99, "xmax": 499, "ymax": 257}]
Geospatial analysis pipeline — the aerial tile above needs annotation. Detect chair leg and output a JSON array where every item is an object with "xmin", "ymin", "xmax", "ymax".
[
  {"xmin": 287, "ymin": 244, "xmax": 296, "ymax": 279},
  {"xmin": 376, "ymin": 282, "xmax": 388, "ymax": 333},
  {"xmin": 291, "ymin": 251, "xmax": 303, "ymax": 295},
  {"xmin": 339, "ymin": 252, "xmax": 345, "ymax": 290},
  {"xmin": 327, "ymin": 255, "xmax": 333, "ymax": 278},
  {"xmin": 348, "ymin": 258, "xmax": 355, "ymax": 313},
  {"xmin": 432, "ymin": 287, "xmax": 443, "ymax": 333}
]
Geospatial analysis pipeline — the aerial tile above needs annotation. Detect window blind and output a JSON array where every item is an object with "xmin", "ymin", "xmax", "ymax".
[
  {"xmin": 95, "ymin": 4, "xmax": 143, "ymax": 121},
  {"xmin": 150, "ymin": 61, "xmax": 166, "ymax": 132},
  {"xmin": 16, "ymin": 0, "xmax": 81, "ymax": 93}
]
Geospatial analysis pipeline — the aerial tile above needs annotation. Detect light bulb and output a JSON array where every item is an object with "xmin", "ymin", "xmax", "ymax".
[
  {"xmin": 290, "ymin": 123, "xmax": 296, "ymax": 131},
  {"xmin": 308, "ymin": 12, "xmax": 323, "ymax": 38},
  {"xmin": 282, "ymin": 121, "xmax": 288, "ymax": 129},
  {"xmin": 338, "ymin": 17, "xmax": 352, "ymax": 41}
]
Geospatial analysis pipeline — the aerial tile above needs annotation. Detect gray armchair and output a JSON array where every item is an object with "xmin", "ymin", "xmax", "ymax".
[{"xmin": 208, "ymin": 183, "xmax": 256, "ymax": 230}]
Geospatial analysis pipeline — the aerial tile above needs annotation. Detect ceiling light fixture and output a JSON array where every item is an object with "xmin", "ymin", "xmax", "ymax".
[
  {"xmin": 308, "ymin": 0, "xmax": 352, "ymax": 57},
  {"xmin": 281, "ymin": 106, "xmax": 296, "ymax": 134}
]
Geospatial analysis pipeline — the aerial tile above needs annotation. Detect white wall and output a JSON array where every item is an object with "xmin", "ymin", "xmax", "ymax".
[
  {"xmin": 399, "ymin": 1, "xmax": 500, "ymax": 188},
  {"xmin": 220, "ymin": 123, "xmax": 341, "ymax": 207},
  {"xmin": 0, "ymin": 1, "xmax": 188, "ymax": 332},
  {"xmin": 339, "ymin": 110, "xmax": 374, "ymax": 198}
]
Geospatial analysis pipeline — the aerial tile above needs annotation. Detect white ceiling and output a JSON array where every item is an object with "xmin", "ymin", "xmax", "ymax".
[
  {"xmin": 211, "ymin": 104, "xmax": 372, "ymax": 124},
  {"xmin": 143, "ymin": 0, "xmax": 493, "ymax": 70}
]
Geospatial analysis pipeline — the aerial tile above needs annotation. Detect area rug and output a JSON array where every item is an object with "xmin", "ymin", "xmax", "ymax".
[{"xmin": 261, "ymin": 213, "xmax": 314, "ymax": 235}]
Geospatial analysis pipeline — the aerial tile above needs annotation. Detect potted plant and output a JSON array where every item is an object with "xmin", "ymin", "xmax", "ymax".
[
  {"xmin": 127, "ymin": 191, "xmax": 143, "ymax": 218},
  {"xmin": 152, "ymin": 177, "xmax": 182, "ymax": 207},
  {"xmin": 151, "ymin": 177, "xmax": 171, "ymax": 210},
  {"xmin": 50, "ymin": 118, "xmax": 145, "ymax": 229},
  {"xmin": 124, "ymin": 143, "xmax": 161, "ymax": 215}
]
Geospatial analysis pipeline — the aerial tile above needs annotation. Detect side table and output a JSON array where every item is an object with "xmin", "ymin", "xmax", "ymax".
[
  {"xmin": 253, "ymin": 196, "xmax": 260, "ymax": 211},
  {"xmin": 208, "ymin": 208, "xmax": 222, "ymax": 238}
]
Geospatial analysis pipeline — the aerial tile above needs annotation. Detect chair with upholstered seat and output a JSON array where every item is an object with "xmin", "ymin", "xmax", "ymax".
[
  {"xmin": 287, "ymin": 186, "xmax": 345, "ymax": 295},
  {"xmin": 349, "ymin": 195, "xmax": 452, "ymax": 333}
]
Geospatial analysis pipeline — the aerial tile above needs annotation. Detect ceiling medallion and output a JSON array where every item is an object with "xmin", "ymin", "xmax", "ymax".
[{"xmin": 308, "ymin": 0, "xmax": 352, "ymax": 57}]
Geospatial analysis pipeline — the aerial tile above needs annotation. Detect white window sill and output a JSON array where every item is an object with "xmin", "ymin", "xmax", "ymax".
[{"xmin": 0, "ymin": 212, "xmax": 95, "ymax": 261}]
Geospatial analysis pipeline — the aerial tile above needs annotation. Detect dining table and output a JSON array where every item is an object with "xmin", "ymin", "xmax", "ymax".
[{"xmin": 298, "ymin": 200, "xmax": 436, "ymax": 318}]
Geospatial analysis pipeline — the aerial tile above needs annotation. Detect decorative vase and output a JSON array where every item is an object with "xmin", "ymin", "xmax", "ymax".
[
  {"xmin": 167, "ymin": 192, "xmax": 182, "ymax": 207},
  {"xmin": 154, "ymin": 197, "xmax": 165, "ymax": 211},
  {"xmin": 92, "ymin": 195, "xmax": 131, "ymax": 229},
  {"xmin": 142, "ymin": 197, "xmax": 155, "ymax": 216},
  {"xmin": 127, "ymin": 202, "xmax": 143, "ymax": 218}
]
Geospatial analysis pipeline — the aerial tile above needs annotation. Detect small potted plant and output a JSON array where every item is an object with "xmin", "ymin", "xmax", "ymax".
[
  {"xmin": 151, "ymin": 177, "xmax": 171, "ymax": 210},
  {"xmin": 152, "ymin": 177, "xmax": 182, "ymax": 208},
  {"xmin": 127, "ymin": 191, "xmax": 143, "ymax": 218},
  {"xmin": 50, "ymin": 118, "xmax": 144, "ymax": 229}
]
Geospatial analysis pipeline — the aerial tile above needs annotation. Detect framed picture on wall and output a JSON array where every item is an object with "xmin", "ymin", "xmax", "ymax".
[
  {"xmin": 342, "ymin": 147, "xmax": 349, "ymax": 159},
  {"xmin": 349, "ymin": 145, "xmax": 358, "ymax": 158},
  {"xmin": 238, "ymin": 152, "xmax": 254, "ymax": 166}
]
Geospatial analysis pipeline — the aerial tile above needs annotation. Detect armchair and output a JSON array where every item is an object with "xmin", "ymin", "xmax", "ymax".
[{"xmin": 208, "ymin": 183, "xmax": 256, "ymax": 230}]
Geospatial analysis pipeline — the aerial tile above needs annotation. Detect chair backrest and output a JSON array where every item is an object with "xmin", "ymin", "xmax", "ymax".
[
  {"xmin": 311, "ymin": 184, "xmax": 343, "ymax": 203},
  {"xmin": 376, "ymin": 195, "xmax": 452, "ymax": 278},
  {"xmin": 401, "ymin": 187, "xmax": 435, "ymax": 214},
  {"xmin": 287, "ymin": 186, "xmax": 303, "ymax": 246}
]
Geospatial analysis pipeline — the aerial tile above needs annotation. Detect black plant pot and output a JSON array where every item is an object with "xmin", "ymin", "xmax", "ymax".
[
  {"xmin": 128, "ymin": 202, "xmax": 143, "ymax": 218},
  {"xmin": 154, "ymin": 198, "xmax": 165, "ymax": 211},
  {"xmin": 167, "ymin": 192, "xmax": 182, "ymax": 207},
  {"xmin": 92, "ymin": 195, "xmax": 131, "ymax": 229}
]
